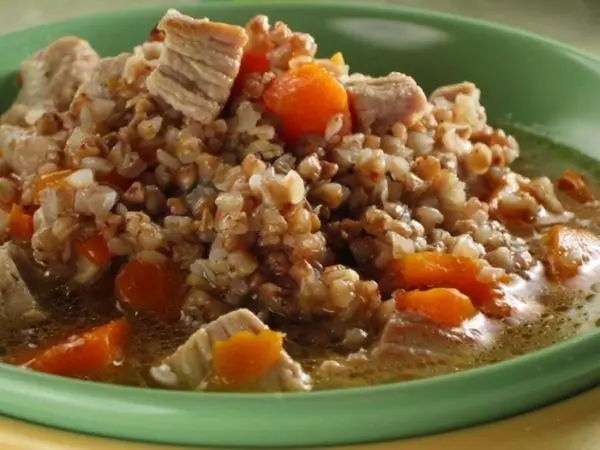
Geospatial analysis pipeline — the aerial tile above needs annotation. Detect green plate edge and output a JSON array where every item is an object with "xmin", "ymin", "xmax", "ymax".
[{"xmin": 0, "ymin": 1, "xmax": 599, "ymax": 447}]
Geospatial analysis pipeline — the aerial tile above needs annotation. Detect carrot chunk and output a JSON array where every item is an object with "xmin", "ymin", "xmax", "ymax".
[
  {"xmin": 557, "ymin": 169, "xmax": 595, "ymax": 203},
  {"xmin": 74, "ymin": 234, "xmax": 112, "ymax": 267},
  {"xmin": 263, "ymin": 63, "xmax": 352, "ymax": 143},
  {"xmin": 385, "ymin": 252, "xmax": 503, "ymax": 307},
  {"xmin": 394, "ymin": 288, "xmax": 477, "ymax": 327},
  {"xmin": 212, "ymin": 330, "xmax": 283, "ymax": 386},
  {"xmin": 232, "ymin": 49, "xmax": 271, "ymax": 96},
  {"xmin": 242, "ymin": 50, "xmax": 270, "ymax": 75},
  {"xmin": 115, "ymin": 258, "xmax": 186, "ymax": 322},
  {"xmin": 32, "ymin": 170, "xmax": 74, "ymax": 203},
  {"xmin": 541, "ymin": 225, "xmax": 600, "ymax": 281},
  {"xmin": 24, "ymin": 318, "xmax": 129, "ymax": 379},
  {"xmin": 7, "ymin": 204, "xmax": 34, "ymax": 241}
]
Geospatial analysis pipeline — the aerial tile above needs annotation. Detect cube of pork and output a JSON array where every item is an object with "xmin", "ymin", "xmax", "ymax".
[
  {"xmin": 0, "ymin": 124, "xmax": 61, "ymax": 176},
  {"xmin": 69, "ymin": 53, "xmax": 130, "ymax": 117},
  {"xmin": 317, "ymin": 311, "xmax": 498, "ymax": 384},
  {"xmin": 0, "ymin": 244, "xmax": 46, "ymax": 327},
  {"xmin": 370, "ymin": 312, "xmax": 473, "ymax": 362},
  {"xmin": 345, "ymin": 72, "xmax": 427, "ymax": 131},
  {"xmin": 150, "ymin": 308, "xmax": 312, "ymax": 392},
  {"xmin": 2, "ymin": 37, "xmax": 99, "ymax": 125},
  {"xmin": 72, "ymin": 54, "xmax": 129, "ymax": 102},
  {"xmin": 146, "ymin": 9, "xmax": 248, "ymax": 124}
]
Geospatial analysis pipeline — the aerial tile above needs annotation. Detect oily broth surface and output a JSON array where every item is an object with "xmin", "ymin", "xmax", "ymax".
[
  {"xmin": 319, "ymin": 134, "xmax": 600, "ymax": 389},
  {"xmin": 1, "ymin": 132, "xmax": 599, "ymax": 389}
]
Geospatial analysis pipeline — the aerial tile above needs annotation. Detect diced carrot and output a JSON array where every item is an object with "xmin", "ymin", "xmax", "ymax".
[
  {"xmin": 394, "ymin": 288, "xmax": 477, "ymax": 327},
  {"xmin": 32, "ymin": 170, "xmax": 74, "ymax": 203},
  {"xmin": 74, "ymin": 234, "xmax": 112, "ymax": 267},
  {"xmin": 3, "ymin": 336, "xmax": 63, "ymax": 366},
  {"xmin": 240, "ymin": 50, "xmax": 271, "ymax": 76},
  {"xmin": 557, "ymin": 169, "xmax": 595, "ymax": 203},
  {"xmin": 384, "ymin": 252, "xmax": 505, "ymax": 307},
  {"xmin": 24, "ymin": 318, "xmax": 129, "ymax": 379},
  {"xmin": 7, "ymin": 204, "xmax": 34, "ymax": 241},
  {"xmin": 263, "ymin": 63, "xmax": 352, "ymax": 143},
  {"xmin": 97, "ymin": 170, "xmax": 133, "ymax": 192},
  {"xmin": 115, "ymin": 258, "xmax": 187, "ymax": 322},
  {"xmin": 212, "ymin": 330, "xmax": 283, "ymax": 386},
  {"xmin": 232, "ymin": 49, "xmax": 271, "ymax": 96},
  {"xmin": 541, "ymin": 225, "xmax": 600, "ymax": 281}
]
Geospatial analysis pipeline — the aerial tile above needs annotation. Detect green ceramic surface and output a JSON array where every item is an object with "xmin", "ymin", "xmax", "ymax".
[{"xmin": 0, "ymin": 1, "xmax": 600, "ymax": 447}]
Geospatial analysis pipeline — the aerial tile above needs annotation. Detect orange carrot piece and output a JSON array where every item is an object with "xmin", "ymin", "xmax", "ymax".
[
  {"xmin": 232, "ymin": 49, "xmax": 271, "ymax": 96},
  {"xmin": 32, "ymin": 169, "xmax": 74, "ymax": 203},
  {"xmin": 24, "ymin": 318, "xmax": 129, "ymax": 379},
  {"xmin": 212, "ymin": 330, "xmax": 283, "ymax": 386},
  {"xmin": 394, "ymin": 288, "xmax": 478, "ymax": 327},
  {"xmin": 557, "ymin": 169, "xmax": 595, "ymax": 203},
  {"xmin": 115, "ymin": 259, "xmax": 186, "ymax": 322},
  {"xmin": 385, "ymin": 252, "xmax": 505, "ymax": 307},
  {"xmin": 7, "ymin": 204, "xmax": 34, "ymax": 241},
  {"xmin": 3, "ymin": 336, "xmax": 64, "ymax": 366},
  {"xmin": 541, "ymin": 225, "xmax": 600, "ymax": 281},
  {"xmin": 74, "ymin": 234, "xmax": 112, "ymax": 267},
  {"xmin": 263, "ymin": 63, "xmax": 352, "ymax": 143}
]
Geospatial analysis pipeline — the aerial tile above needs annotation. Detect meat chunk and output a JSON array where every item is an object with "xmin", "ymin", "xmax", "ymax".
[
  {"xmin": 317, "ymin": 311, "xmax": 497, "ymax": 386},
  {"xmin": 70, "ymin": 53, "xmax": 130, "ymax": 115},
  {"xmin": 0, "ymin": 244, "xmax": 46, "ymax": 327},
  {"xmin": 2, "ymin": 37, "xmax": 99, "ymax": 125},
  {"xmin": 146, "ymin": 9, "xmax": 248, "ymax": 124},
  {"xmin": 0, "ymin": 124, "xmax": 61, "ymax": 176},
  {"xmin": 370, "ymin": 312, "xmax": 474, "ymax": 362},
  {"xmin": 345, "ymin": 72, "xmax": 427, "ymax": 131},
  {"xmin": 150, "ymin": 308, "xmax": 311, "ymax": 391}
]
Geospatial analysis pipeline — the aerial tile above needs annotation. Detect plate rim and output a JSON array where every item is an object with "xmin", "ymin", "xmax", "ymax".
[{"xmin": 0, "ymin": 1, "xmax": 599, "ymax": 447}]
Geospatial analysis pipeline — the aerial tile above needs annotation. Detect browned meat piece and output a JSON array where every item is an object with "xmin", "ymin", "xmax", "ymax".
[
  {"xmin": 70, "ymin": 53, "xmax": 130, "ymax": 115},
  {"xmin": 151, "ymin": 308, "xmax": 312, "ymax": 391},
  {"xmin": 2, "ymin": 37, "xmax": 99, "ymax": 125},
  {"xmin": 146, "ymin": 9, "xmax": 248, "ymax": 124},
  {"xmin": 0, "ymin": 124, "xmax": 61, "ymax": 176},
  {"xmin": 345, "ymin": 72, "xmax": 427, "ymax": 131},
  {"xmin": 0, "ymin": 244, "xmax": 46, "ymax": 327}
]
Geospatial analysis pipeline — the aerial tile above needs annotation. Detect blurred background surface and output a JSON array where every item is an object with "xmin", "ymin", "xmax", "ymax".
[{"xmin": 3, "ymin": 0, "xmax": 600, "ymax": 54}]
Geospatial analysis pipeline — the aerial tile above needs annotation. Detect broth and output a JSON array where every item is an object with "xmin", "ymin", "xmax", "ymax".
[{"xmin": 1, "ymin": 131, "xmax": 598, "ymax": 390}]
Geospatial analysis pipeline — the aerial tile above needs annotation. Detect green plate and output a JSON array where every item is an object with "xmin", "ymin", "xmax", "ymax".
[{"xmin": 1, "ymin": 1, "xmax": 600, "ymax": 447}]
